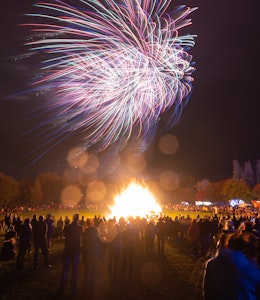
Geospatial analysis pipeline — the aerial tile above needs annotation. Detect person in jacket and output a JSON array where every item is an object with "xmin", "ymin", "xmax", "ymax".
[
  {"xmin": 188, "ymin": 218, "xmax": 200, "ymax": 257},
  {"xmin": 32, "ymin": 215, "xmax": 51, "ymax": 269},
  {"xmin": 82, "ymin": 218, "xmax": 104, "ymax": 297},
  {"xmin": 203, "ymin": 232, "xmax": 260, "ymax": 300},
  {"xmin": 156, "ymin": 217, "xmax": 167, "ymax": 255},
  {"xmin": 16, "ymin": 218, "xmax": 32, "ymax": 269},
  {"xmin": 59, "ymin": 213, "xmax": 82, "ymax": 295}
]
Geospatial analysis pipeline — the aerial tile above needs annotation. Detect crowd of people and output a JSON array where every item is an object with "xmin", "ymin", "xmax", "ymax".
[
  {"xmin": 1, "ymin": 213, "xmax": 53, "ymax": 269},
  {"xmin": 0, "ymin": 209, "xmax": 260, "ymax": 298}
]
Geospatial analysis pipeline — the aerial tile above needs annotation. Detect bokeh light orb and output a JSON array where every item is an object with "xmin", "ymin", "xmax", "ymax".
[
  {"xmin": 61, "ymin": 185, "xmax": 82, "ymax": 207},
  {"xmin": 63, "ymin": 168, "xmax": 83, "ymax": 182},
  {"xmin": 158, "ymin": 134, "xmax": 179, "ymax": 155},
  {"xmin": 160, "ymin": 170, "xmax": 180, "ymax": 191},
  {"xmin": 86, "ymin": 180, "xmax": 107, "ymax": 203},
  {"xmin": 67, "ymin": 147, "xmax": 89, "ymax": 168},
  {"xmin": 81, "ymin": 154, "xmax": 99, "ymax": 175}
]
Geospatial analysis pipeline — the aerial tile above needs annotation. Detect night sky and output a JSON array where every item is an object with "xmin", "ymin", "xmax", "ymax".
[{"xmin": 0, "ymin": 0, "xmax": 259, "ymax": 182}]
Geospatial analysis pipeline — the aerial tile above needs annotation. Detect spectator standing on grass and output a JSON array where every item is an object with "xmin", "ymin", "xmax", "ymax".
[
  {"xmin": 121, "ymin": 222, "xmax": 135, "ymax": 277},
  {"xmin": 56, "ymin": 216, "xmax": 64, "ymax": 239},
  {"xmin": 59, "ymin": 213, "xmax": 82, "ymax": 295},
  {"xmin": 156, "ymin": 217, "xmax": 167, "ymax": 255},
  {"xmin": 82, "ymin": 218, "xmax": 104, "ymax": 297},
  {"xmin": 145, "ymin": 220, "xmax": 157, "ymax": 254},
  {"xmin": 4, "ymin": 213, "xmax": 11, "ymax": 230},
  {"xmin": 107, "ymin": 222, "xmax": 122, "ymax": 281},
  {"xmin": 199, "ymin": 217, "xmax": 213, "ymax": 257},
  {"xmin": 14, "ymin": 216, "xmax": 22, "ymax": 234},
  {"xmin": 16, "ymin": 218, "xmax": 32, "ymax": 269},
  {"xmin": 30, "ymin": 215, "xmax": 37, "ymax": 233},
  {"xmin": 45, "ymin": 214, "xmax": 55, "ymax": 251},
  {"xmin": 64, "ymin": 215, "xmax": 70, "ymax": 227},
  {"xmin": 188, "ymin": 218, "xmax": 200, "ymax": 257},
  {"xmin": 79, "ymin": 215, "xmax": 86, "ymax": 230},
  {"xmin": 203, "ymin": 232, "xmax": 260, "ymax": 300},
  {"xmin": 33, "ymin": 215, "xmax": 51, "ymax": 269}
]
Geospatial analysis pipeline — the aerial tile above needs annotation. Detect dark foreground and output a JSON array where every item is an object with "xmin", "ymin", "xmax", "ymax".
[{"xmin": 0, "ymin": 236, "xmax": 205, "ymax": 300}]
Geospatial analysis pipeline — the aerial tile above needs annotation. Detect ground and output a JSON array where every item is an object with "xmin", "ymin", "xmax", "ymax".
[{"xmin": 0, "ymin": 235, "xmax": 206, "ymax": 300}]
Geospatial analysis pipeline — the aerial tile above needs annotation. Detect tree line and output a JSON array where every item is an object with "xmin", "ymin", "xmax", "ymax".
[{"xmin": 0, "ymin": 159, "xmax": 260, "ymax": 208}]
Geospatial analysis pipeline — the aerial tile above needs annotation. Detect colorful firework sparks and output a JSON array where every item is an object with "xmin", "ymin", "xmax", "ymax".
[{"xmin": 23, "ymin": 0, "xmax": 196, "ymax": 157}]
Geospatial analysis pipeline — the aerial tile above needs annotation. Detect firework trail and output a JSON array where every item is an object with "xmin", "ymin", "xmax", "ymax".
[{"xmin": 23, "ymin": 0, "xmax": 196, "ymax": 158}]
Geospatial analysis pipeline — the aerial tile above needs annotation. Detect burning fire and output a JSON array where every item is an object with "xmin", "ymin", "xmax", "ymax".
[{"xmin": 109, "ymin": 182, "xmax": 162, "ymax": 220}]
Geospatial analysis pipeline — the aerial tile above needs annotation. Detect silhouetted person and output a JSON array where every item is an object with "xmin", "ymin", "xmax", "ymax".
[
  {"xmin": 188, "ymin": 219, "xmax": 200, "ymax": 256},
  {"xmin": 5, "ymin": 225, "xmax": 16, "ymax": 240},
  {"xmin": 79, "ymin": 215, "xmax": 86, "ymax": 230},
  {"xmin": 121, "ymin": 223, "xmax": 135, "ymax": 277},
  {"xmin": 64, "ymin": 216, "xmax": 70, "ymax": 227},
  {"xmin": 30, "ymin": 214, "xmax": 37, "ymax": 231},
  {"xmin": 156, "ymin": 218, "xmax": 167, "ymax": 255},
  {"xmin": 82, "ymin": 218, "xmax": 104, "ymax": 297},
  {"xmin": 203, "ymin": 232, "xmax": 260, "ymax": 300},
  {"xmin": 14, "ymin": 216, "xmax": 22, "ymax": 234},
  {"xmin": 45, "ymin": 214, "xmax": 55, "ymax": 251},
  {"xmin": 4, "ymin": 213, "xmax": 11, "ymax": 230},
  {"xmin": 59, "ymin": 213, "xmax": 82, "ymax": 295},
  {"xmin": 107, "ymin": 223, "xmax": 122, "ymax": 281},
  {"xmin": 145, "ymin": 220, "xmax": 156, "ymax": 254},
  {"xmin": 56, "ymin": 216, "xmax": 64, "ymax": 239},
  {"xmin": 16, "ymin": 218, "xmax": 32, "ymax": 269},
  {"xmin": 33, "ymin": 215, "xmax": 51, "ymax": 269},
  {"xmin": 199, "ymin": 217, "xmax": 213, "ymax": 256},
  {"xmin": 0, "ymin": 238, "xmax": 15, "ymax": 261}
]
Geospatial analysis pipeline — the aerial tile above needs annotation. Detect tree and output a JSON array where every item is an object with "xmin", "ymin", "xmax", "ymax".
[
  {"xmin": 30, "ymin": 179, "xmax": 44, "ymax": 206},
  {"xmin": 253, "ymin": 184, "xmax": 260, "ymax": 200},
  {"xmin": 18, "ymin": 179, "xmax": 34, "ymax": 206},
  {"xmin": 174, "ymin": 185, "xmax": 196, "ymax": 203},
  {"xmin": 242, "ymin": 161, "xmax": 255, "ymax": 187},
  {"xmin": 36, "ymin": 172, "xmax": 64, "ymax": 205},
  {"xmin": 0, "ymin": 173, "xmax": 19, "ymax": 207},
  {"xmin": 222, "ymin": 178, "xmax": 253, "ymax": 203},
  {"xmin": 194, "ymin": 188, "xmax": 207, "ymax": 202},
  {"xmin": 196, "ymin": 179, "xmax": 210, "ymax": 191},
  {"xmin": 255, "ymin": 159, "xmax": 260, "ymax": 184},
  {"xmin": 204, "ymin": 181, "xmax": 226, "ymax": 203},
  {"xmin": 194, "ymin": 179, "xmax": 210, "ymax": 202},
  {"xmin": 232, "ymin": 159, "xmax": 242, "ymax": 179}
]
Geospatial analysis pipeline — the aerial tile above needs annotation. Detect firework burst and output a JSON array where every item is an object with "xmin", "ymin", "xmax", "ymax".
[{"xmin": 23, "ymin": 0, "xmax": 196, "ymax": 157}]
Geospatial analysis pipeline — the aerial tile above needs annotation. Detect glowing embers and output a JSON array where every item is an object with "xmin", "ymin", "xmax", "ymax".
[{"xmin": 109, "ymin": 182, "xmax": 161, "ymax": 220}]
